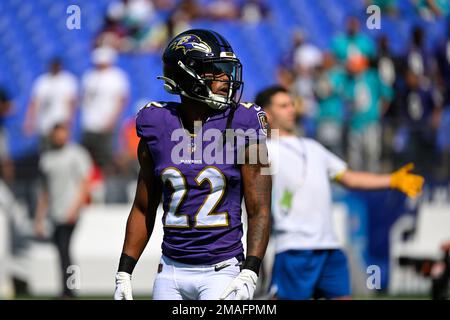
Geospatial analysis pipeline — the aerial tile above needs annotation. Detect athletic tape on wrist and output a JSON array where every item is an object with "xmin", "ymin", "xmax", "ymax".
[
  {"xmin": 242, "ymin": 255, "xmax": 261, "ymax": 276},
  {"xmin": 118, "ymin": 253, "xmax": 137, "ymax": 274}
]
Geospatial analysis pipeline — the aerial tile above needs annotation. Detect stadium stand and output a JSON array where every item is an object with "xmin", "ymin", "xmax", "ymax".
[{"xmin": 1, "ymin": 0, "xmax": 450, "ymax": 298}]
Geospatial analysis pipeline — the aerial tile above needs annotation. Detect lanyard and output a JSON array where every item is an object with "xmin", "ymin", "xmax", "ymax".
[{"xmin": 277, "ymin": 137, "xmax": 308, "ymax": 189}]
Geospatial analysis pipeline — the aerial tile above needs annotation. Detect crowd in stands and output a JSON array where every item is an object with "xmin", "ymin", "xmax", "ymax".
[
  {"xmin": 279, "ymin": 12, "xmax": 450, "ymax": 184},
  {"xmin": 95, "ymin": 0, "xmax": 270, "ymax": 53},
  {"xmin": 0, "ymin": 0, "xmax": 449, "ymax": 214}
]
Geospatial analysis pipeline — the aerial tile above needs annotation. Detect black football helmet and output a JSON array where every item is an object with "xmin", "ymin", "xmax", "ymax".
[{"xmin": 158, "ymin": 29, "xmax": 243, "ymax": 110}]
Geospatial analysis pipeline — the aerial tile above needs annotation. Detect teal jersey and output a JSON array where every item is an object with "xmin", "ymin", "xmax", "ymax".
[
  {"xmin": 315, "ymin": 67, "xmax": 346, "ymax": 123},
  {"xmin": 417, "ymin": 0, "xmax": 449, "ymax": 15},
  {"xmin": 332, "ymin": 32, "xmax": 376, "ymax": 62},
  {"xmin": 344, "ymin": 69, "xmax": 393, "ymax": 131},
  {"xmin": 372, "ymin": 0, "xmax": 397, "ymax": 11}
]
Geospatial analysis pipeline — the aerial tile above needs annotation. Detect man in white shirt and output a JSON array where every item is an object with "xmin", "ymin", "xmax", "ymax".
[
  {"xmin": 255, "ymin": 86, "xmax": 424, "ymax": 299},
  {"xmin": 24, "ymin": 58, "xmax": 78, "ymax": 148},
  {"xmin": 81, "ymin": 46, "xmax": 129, "ymax": 172}
]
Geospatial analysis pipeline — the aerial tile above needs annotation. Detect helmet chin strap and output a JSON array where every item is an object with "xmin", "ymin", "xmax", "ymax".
[
  {"xmin": 182, "ymin": 90, "xmax": 229, "ymax": 110},
  {"xmin": 157, "ymin": 75, "xmax": 229, "ymax": 110},
  {"xmin": 204, "ymin": 87, "xmax": 229, "ymax": 110}
]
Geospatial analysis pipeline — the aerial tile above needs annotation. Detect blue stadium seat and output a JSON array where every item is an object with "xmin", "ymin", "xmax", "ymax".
[{"xmin": 0, "ymin": 0, "xmax": 447, "ymax": 158}]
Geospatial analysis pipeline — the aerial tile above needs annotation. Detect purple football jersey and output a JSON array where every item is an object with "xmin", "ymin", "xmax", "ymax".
[{"xmin": 136, "ymin": 101, "xmax": 267, "ymax": 265}]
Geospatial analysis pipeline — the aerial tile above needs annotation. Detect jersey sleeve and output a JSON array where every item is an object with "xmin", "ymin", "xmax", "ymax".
[
  {"xmin": 234, "ymin": 102, "xmax": 268, "ymax": 144},
  {"xmin": 135, "ymin": 101, "xmax": 165, "ymax": 140}
]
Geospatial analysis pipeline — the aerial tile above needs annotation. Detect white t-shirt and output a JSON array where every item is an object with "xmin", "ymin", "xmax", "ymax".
[
  {"xmin": 81, "ymin": 66, "xmax": 129, "ymax": 132},
  {"xmin": 31, "ymin": 71, "xmax": 78, "ymax": 135},
  {"xmin": 294, "ymin": 43, "xmax": 323, "ymax": 70},
  {"xmin": 267, "ymin": 136, "xmax": 347, "ymax": 252},
  {"xmin": 39, "ymin": 143, "xmax": 92, "ymax": 224}
]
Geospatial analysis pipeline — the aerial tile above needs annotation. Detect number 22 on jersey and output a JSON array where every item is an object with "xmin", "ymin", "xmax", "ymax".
[{"xmin": 161, "ymin": 166, "xmax": 229, "ymax": 228}]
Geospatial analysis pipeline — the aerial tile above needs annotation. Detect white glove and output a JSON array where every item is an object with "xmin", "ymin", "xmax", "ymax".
[
  {"xmin": 220, "ymin": 269, "xmax": 258, "ymax": 300},
  {"xmin": 114, "ymin": 271, "xmax": 133, "ymax": 300}
]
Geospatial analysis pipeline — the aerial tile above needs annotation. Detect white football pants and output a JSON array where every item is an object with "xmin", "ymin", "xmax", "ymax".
[{"xmin": 152, "ymin": 255, "xmax": 241, "ymax": 300}]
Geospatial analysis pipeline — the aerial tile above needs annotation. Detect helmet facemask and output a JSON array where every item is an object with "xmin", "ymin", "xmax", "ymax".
[{"xmin": 163, "ymin": 58, "xmax": 244, "ymax": 110}]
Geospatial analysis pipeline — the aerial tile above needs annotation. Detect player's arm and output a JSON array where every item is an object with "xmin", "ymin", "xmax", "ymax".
[
  {"xmin": 336, "ymin": 163, "xmax": 424, "ymax": 198},
  {"xmin": 121, "ymin": 139, "xmax": 160, "ymax": 260},
  {"xmin": 242, "ymin": 142, "xmax": 272, "ymax": 262},
  {"xmin": 114, "ymin": 139, "xmax": 162, "ymax": 300},
  {"xmin": 220, "ymin": 142, "xmax": 272, "ymax": 300}
]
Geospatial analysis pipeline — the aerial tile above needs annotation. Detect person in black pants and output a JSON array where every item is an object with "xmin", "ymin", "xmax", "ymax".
[
  {"xmin": 34, "ymin": 123, "xmax": 92, "ymax": 298},
  {"xmin": 52, "ymin": 225, "xmax": 76, "ymax": 297}
]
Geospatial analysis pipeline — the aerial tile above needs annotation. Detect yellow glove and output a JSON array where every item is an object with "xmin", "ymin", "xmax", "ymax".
[{"xmin": 390, "ymin": 163, "xmax": 425, "ymax": 198}]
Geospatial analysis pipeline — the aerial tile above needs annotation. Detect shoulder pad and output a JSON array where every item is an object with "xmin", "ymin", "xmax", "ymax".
[
  {"xmin": 239, "ymin": 102, "xmax": 263, "ymax": 112},
  {"xmin": 141, "ymin": 101, "xmax": 167, "ymax": 110},
  {"xmin": 136, "ymin": 101, "xmax": 173, "ymax": 139},
  {"xmin": 234, "ymin": 102, "xmax": 268, "ymax": 136}
]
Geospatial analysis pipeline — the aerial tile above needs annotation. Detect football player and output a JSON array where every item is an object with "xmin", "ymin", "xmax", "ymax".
[
  {"xmin": 114, "ymin": 29, "xmax": 271, "ymax": 300},
  {"xmin": 256, "ymin": 85, "xmax": 424, "ymax": 300}
]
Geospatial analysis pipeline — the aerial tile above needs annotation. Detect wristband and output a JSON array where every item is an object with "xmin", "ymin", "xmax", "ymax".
[
  {"xmin": 118, "ymin": 253, "xmax": 137, "ymax": 274},
  {"xmin": 242, "ymin": 255, "xmax": 262, "ymax": 276}
]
